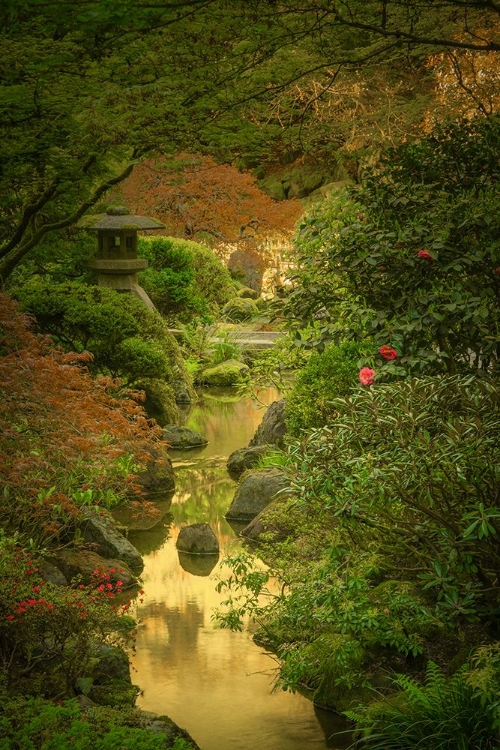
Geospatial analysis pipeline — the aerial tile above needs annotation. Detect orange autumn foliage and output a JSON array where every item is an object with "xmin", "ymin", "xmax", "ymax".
[
  {"xmin": 118, "ymin": 153, "xmax": 302, "ymax": 247},
  {"xmin": 0, "ymin": 294, "xmax": 161, "ymax": 542}
]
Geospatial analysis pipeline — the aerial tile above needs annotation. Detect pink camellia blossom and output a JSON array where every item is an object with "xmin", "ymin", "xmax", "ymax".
[
  {"xmin": 359, "ymin": 367, "xmax": 376, "ymax": 386},
  {"xmin": 379, "ymin": 345, "xmax": 398, "ymax": 360},
  {"xmin": 417, "ymin": 249, "xmax": 432, "ymax": 260}
]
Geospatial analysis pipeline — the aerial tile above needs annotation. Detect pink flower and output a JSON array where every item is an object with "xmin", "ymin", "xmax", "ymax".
[
  {"xmin": 417, "ymin": 249, "xmax": 432, "ymax": 260},
  {"xmin": 359, "ymin": 367, "xmax": 376, "ymax": 386},
  {"xmin": 379, "ymin": 345, "xmax": 398, "ymax": 360}
]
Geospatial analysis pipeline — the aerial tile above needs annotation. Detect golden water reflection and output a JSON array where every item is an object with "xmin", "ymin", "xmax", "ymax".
[{"xmin": 130, "ymin": 388, "xmax": 352, "ymax": 750}]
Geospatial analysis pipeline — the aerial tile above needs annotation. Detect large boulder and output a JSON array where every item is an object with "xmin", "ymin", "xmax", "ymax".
[
  {"xmin": 78, "ymin": 507, "xmax": 144, "ymax": 574},
  {"xmin": 162, "ymin": 425, "xmax": 208, "ymax": 450},
  {"xmin": 227, "ymin": 445, "xmax": 269, "ymax": 481},
  {"xmin": 50, "ymin": 548, "xmax": 138, "ymax": 588},
  {"xmin": 249, "ymin": 399, "xmax": 287, "ymax": 448},
  {"xmin": 176, "ymin": 523, "xmax": 220, "ymax": 554},
  {"xmin": 225, "ymin": 468, "xmax": 290, "ymax": 522},
  {"xmin": 197, "ymin": 359, "xmax": 249, "ymax": 387}
]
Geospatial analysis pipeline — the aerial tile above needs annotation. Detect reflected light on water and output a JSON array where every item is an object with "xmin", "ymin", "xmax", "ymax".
[{"xmin": 129, "ymin": 388, "xmax": 352, "ymax": 750}]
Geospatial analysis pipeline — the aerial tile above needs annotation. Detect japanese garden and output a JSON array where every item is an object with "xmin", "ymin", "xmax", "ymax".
[{"xmin": 0, "ymin": 2, "xmax": 499, "ymax": 748}]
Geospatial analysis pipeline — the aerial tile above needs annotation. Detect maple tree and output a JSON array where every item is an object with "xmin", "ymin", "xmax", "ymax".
[
  {"xmin": 0, "ymin": 293, "xmax": 161, "ymax": 545},
  {"xmin": 2, "ymin": 0, "xmax": 500, "ymax": 282},
  {"xmin": 118, "ymin": 154, "xmax": 302, "ymax": 249}
]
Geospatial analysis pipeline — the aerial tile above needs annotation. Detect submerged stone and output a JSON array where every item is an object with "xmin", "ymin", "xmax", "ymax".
[{"xmin": 162, "ymin": 425, "xmax": 209, "ymax": 449}]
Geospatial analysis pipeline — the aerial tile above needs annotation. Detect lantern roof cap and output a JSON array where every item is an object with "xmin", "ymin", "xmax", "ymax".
[{"xmin": 80, "ymin": 205, "xmax": 165, "ymax": 230}]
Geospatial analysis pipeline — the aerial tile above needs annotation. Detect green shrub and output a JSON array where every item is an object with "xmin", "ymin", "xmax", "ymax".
[
  {"xmin": 0, "ymin": 695, "xmax": 197, "ymax": 749},
  {"xmin": 0, "ymin": 543, "xmax": 134, "ymax": 697},
  {"xmin": 139, "ymin": 236, "xmax": 234, "ymax": 321},
  {"xmin": 216, "ymin": 376, "xmax": 500, "ymax": 709},
  {"xmin": 287, "ymin": 116, "xmax": 500, "ymax": 375},
  {"xmin": 285, "ymin": 340, "xmax": 368, "ymax": 434},
  {"xmin": 14, "ymin": 280, "xmax": 192, "ymax": 404}
]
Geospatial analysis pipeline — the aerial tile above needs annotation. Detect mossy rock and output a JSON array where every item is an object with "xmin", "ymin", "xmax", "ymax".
[
  {"xmin": 88, "ymin": 679, "xmax": 140, "ymax": 707},
  {"xmin": 258, "ymin": 175, "xmax": 288, "ymax": 201},
  {"xmin": 135, "ymin": 378, "xmax": 179, "ymax": 426},
  {"xmin": 288, "ymin": 166, "xmax": 326, "ymax": 198},
  {"xmin": 236, "ymin": 286, "xmax": 260, "ymax": 300},
  {"xmin": 222, "ymin": 297, "xmax": 259, "ymax": 322},
  {"xmin": 197, "ymin": 359, "xmax": 250, "ymax": 386}
]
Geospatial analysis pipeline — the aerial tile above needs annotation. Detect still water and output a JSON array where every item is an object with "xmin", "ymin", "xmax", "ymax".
[{"xmin": 126, "ymin": 387, "xmax": 352, "ymax": 750}]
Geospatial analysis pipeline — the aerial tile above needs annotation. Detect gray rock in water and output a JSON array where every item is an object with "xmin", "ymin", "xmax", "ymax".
[
  {"xmin": 249, "ymin": 399, "xmax": 287, "ymax": 448},
  {"xmin": 162, "ymin": 425, "xmax": 208, "ymax": 449},
  {"xmin": 227, "ymin": 445, "xmax": 269, "ymax": 481},
  {"xmin": 225, "ymin": 468, "xmax": 290, "ymax": 522},
  {"xmin": 136, "ymin": 444, "xmax": 175, "ymax": 495},
  {"xmin": 78, "ymin": 507, "xmax": 144, "ymax": 574},
  {"xmin": 176, "ymin": 523, "xmax": 220, "ymax": 554}
]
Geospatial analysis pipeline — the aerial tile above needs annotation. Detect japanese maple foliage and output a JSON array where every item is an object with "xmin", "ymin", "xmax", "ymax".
[
  {"xmin": 0, "ymin": 294, "xmax": 161, "ymax": 544},
  {"xmin": 119, "ymin": 153, "xmax": 302, "ymax": 248}
]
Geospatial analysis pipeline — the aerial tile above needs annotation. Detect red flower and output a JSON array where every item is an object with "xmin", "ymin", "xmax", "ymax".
[
  {"xmin": 359, "ymin": 367, "xmax": 376, "ymax": 386},
  {"xmin": 493, "ymin": 267, "xmax": 500, "ymax": 275},
  {"xmin": 417, "ymin": 249, "xmax": 432, "ymax": 260},
  {"xmin": 379, "ymin": 345, "xmax": 398, "ymax": 360}
]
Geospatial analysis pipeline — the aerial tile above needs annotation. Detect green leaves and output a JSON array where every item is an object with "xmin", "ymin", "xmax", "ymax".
[{"xmin": 286, "ymin": 116, "xmax": 500, "ymax": 376}]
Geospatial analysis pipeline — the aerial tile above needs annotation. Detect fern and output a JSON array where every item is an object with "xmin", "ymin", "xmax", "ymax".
[{"xmin": 346, "ymin": 662, "xmax": 499, "ymax": 749}]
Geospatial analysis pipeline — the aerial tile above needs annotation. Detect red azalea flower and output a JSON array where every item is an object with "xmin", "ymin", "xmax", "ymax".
[
  {"xmin": 417, "ymin": 249, "xmax": 432, "ymax": 260},
  {"xmin": 379, "ymin": 345, "xmax": 398, "ymax": 360},
  {"xmin": 359, "ymin": 367, "xmax": 376, "ymax": 386}
]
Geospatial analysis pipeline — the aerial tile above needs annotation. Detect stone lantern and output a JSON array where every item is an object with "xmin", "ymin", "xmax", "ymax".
[{"xmin": 86, "ymin": 205, "xmax": 164, "ymax": 309}]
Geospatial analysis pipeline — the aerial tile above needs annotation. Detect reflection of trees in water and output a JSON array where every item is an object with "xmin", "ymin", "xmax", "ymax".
[
  {"xmin": 129, "ymin": 514, "xmax": 173, "ymax": 555},
  {"xmin": 173, "ymin": 466, "xmax": 236, "ymax": 526},
  {"xmin": 180, "ymin": 388, "xmax": 280, "ymax": 456},
  {"xmin": 140, "ymin": 600, "xmax": 205, "ymax": 658}
]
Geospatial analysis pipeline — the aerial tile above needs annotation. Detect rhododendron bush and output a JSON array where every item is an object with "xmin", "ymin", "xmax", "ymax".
[
  {"xmin": 0, "ymin": 293, "xmax": 161, "ymax": 544},
  {"xmin": 0, "ymin": 541, "xmax": 136, "ymax": 696}
]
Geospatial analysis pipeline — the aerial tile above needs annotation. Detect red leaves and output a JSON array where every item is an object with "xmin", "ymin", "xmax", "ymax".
[
  {"xmin": 0, "ymin": 294, "xmax": 159, "ymax": 540},
  {"xmin": 118, "ymin": 153, "xmax": 302, "ymax": 249}
]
